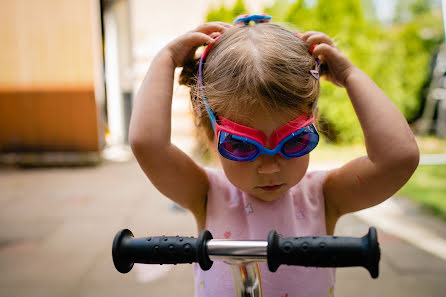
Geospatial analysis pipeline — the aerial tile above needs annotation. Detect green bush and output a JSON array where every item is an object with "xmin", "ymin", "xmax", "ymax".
[
  {"xmin": 206, "ymin": 0, "xmax": 247, "ymax": 23},
  {"xmin": 205, "ymin": 0, "xmax": 444, "ymax": 144},
  {"xmin": 398, "ymin": 165, "xmax": 446, "ymax": 221}
]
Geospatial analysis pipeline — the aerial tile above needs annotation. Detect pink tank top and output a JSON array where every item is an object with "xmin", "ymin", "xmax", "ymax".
[{"xmin": 194, "ymin": 168, "xmax": 336, "ymax": 297}]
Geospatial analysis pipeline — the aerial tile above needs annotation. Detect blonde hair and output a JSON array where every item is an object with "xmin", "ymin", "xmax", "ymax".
[{"xmin": 179, "ymin": 23, "xmax": 320, "ymax": 140}]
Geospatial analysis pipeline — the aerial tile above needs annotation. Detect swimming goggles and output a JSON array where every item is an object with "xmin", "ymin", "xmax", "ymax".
[{"xmin": 198, "ymin": 35, "xmax": 319, "ymax": 162}]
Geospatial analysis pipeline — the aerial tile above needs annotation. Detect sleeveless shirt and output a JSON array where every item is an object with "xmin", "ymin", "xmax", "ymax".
[{"xmin": 193, "ymin": 168, "xmax": 336, "ymax": 297}]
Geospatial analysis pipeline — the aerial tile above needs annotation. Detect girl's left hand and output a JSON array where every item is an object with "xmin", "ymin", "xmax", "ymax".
[
  {"xmin": 166, "ymin": 22, "xmax": 232, "ymax": 68},
  {"xmin": 301, "ymin": 31, "xmax": 356, "ymax": 88}
]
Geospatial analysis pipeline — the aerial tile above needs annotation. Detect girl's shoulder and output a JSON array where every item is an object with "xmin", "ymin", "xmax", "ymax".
[
  {"xmin": 203, "ymin": 167, "xmax": 227, "ymax": 184},
  {"xmin": 203, "ymin": 167, "xmax": 237, "ymax": 194}
]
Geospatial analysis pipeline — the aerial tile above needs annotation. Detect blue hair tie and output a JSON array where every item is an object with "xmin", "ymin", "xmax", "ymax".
[{"xmin": 233, "ymin": 13, "xmax": 272, "ymax": 25}]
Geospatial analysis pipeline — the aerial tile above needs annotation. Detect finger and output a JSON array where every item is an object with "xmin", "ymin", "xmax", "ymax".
[
  {"xmin": 306, "ymin": 33, "xmax": 336, "ymax": 48},
  {"xmin": 194, "ymin": 22, "xmax": 232, "ymax": 35},
  {"xmin": 184, "ymin": 32, "xmax": 216, "ymax": 48},
  {"xmin": 215, "ymin": 21, "xmax": 233, "ymax": 29},
  {"xmin": 301, "ymin": 31, "xmax": 323, "ymax": 41},
  {"xmin": 209, "ymin": 32, "xmax": 222, "ymax": 39},
  {"xmin": 311, "ymin": 43, "xmax": 339, "ymax": 61},
  {"xmin": 205, "ymin": 21, "xmax": 233, "ymax": 31}
]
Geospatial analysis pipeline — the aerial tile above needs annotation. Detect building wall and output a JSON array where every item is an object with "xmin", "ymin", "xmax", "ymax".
[{"xmin": 0, "ymin": 0, "xmax": 104, "ymax": 152}]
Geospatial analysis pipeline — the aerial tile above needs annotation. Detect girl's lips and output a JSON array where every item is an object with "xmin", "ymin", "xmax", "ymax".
[{"xmin": 258, "ymin": 184, "xmax": 284, "ymax": 191}]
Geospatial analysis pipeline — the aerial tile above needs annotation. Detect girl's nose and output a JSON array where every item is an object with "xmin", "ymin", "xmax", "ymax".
[{"xmin": 257, "ymin": 154, "xmax": 281, "ymax": 174}]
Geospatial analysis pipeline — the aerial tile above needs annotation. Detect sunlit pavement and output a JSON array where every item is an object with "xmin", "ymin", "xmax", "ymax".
[{"xmin": 0, "ymin": 159, "xmax": 446, "ymax": 297}]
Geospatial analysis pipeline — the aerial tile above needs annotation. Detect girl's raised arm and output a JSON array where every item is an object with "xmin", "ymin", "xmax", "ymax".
[
  {"xmin": 302, "ymin": 32, "xmax": 420, "ymax": 228},
  {"xmin": 129, "ymin": 23, "xmax": 231, "ymax": 226}
]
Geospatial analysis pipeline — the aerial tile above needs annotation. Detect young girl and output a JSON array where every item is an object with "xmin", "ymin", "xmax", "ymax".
[{"xmin": 129, "ymin": 16, "xmax": 419, "ymax": 297}]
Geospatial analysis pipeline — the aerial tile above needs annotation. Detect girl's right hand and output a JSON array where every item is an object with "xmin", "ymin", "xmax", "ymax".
[{"xmin": 166, "ymin": 22, "xmax": 232, "ymax": 68}]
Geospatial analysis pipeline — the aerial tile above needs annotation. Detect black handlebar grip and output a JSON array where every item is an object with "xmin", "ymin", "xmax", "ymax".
[
  {"xmin": 267, "ymin": 227, "xmax": 380, "ymax": 278},
  {"xmin": 112, "ymin": 229, "xmax": 213, "ymax": 274}
]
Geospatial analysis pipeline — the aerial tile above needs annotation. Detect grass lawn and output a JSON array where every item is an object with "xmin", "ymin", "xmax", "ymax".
[{"xmin": 398, "ymin": 164, "xmax": 446, "ymax": 220}]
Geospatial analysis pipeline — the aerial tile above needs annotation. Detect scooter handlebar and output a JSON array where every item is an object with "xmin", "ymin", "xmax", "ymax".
[
  {"xmin": 112, "ymin": 227, "xmax": 380, "ymax": 278},
  {"xmin": 267, "ymin": 227, "xmax": 380, "ymax": 278},
  {"xmin": 112, "ymin": 229, "xmax": 213, "ymax": 273}
]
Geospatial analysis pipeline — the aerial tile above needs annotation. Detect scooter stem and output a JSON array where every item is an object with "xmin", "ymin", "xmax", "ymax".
[
  {"xmin": 229, "ymin": 262, "xmax": 262, "ymax": 297},
  {"xmin": 206, "ymin": 240, "xmax": 266, "ymax": 297}
]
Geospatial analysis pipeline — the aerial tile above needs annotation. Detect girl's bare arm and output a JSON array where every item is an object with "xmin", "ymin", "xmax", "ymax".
[
  {"xmin": 129, "ymin": 23, "xmax": 231, "ymax": 221},
  {"xmin": 302, "ymin": 32, "xmax": 419, "ymax": 219}
]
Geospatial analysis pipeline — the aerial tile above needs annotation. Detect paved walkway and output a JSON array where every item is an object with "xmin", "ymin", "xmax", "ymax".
[{"xmin": 1, "ymin": 159, "xmax": 446, "ymax": 297}]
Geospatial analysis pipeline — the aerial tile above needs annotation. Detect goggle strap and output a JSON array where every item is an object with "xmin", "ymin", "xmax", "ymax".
[
  {"xmin": 199, "ymin": 45, "xmax": 218, "ymax": 133},
  {"xmin": 203, "ymin": 95, "xmax": 216, "ymax": 132}
]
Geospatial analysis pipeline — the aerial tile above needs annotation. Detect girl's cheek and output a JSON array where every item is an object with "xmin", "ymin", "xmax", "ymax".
[
  {"xmin": 219, "ymin": 156, "xmax": 256, "ymax": 182},
  {"xmin": 285, "ymin": 155, "xmax": 309, "ymax": 177}
]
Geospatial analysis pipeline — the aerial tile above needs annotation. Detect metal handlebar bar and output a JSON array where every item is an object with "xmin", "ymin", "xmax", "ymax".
[{"xmin": 112, "ymin": 227, "xmax": 380, "ymax": 278}]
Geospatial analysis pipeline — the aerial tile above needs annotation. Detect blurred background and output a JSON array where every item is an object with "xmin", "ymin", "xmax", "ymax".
[{"xmin": 0, "ymin": 0, "xmax": 445, "ymax": 296}]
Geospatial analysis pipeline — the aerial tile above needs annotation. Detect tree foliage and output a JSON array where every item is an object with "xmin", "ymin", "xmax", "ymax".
[
  {"xmin": 206, "ymin": 0, "xmax": 248, "ymax": 23},
  {"xmin": 205, "ymin": 0, "xmax": 444, "ymax": 143}
]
